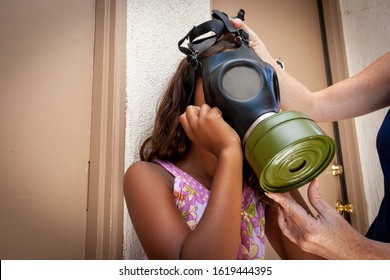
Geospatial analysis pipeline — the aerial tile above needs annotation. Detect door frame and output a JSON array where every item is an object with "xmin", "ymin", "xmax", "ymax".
[
  {"xmin": 86, "ymin": 0, "xmax": 127, "ymax": 259},
  {"xmin": 322, "ymin": 0, "xmax": 368, "ymax": 233}
]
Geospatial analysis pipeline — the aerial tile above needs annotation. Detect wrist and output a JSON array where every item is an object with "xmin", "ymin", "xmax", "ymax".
[{"xmin": 217, "ymin": 144, "xmax": 243, "ymax": 162}]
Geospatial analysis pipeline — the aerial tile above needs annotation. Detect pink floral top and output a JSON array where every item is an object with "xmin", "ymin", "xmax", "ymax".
[{"xmin": 154, "ymin": 160, "xmax": 266, "ymax": 260}]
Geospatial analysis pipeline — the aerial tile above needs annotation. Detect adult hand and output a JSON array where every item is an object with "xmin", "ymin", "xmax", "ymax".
[
  {"xmin": 230, "ymin": 18, "xmax": 275, "ymax": 65},
  {"xmin": 265, "ymin": 179, "xmax": 366, "ymax": 259}
]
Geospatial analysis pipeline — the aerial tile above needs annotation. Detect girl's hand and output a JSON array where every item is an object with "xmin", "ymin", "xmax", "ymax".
[{"xmin": 179, "ymin": 104, "xmax": 241, "ymax": 158}]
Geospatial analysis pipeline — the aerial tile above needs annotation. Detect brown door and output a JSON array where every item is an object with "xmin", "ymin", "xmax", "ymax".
[
  {"xmin": 0, "ymin": 0, "xmax": 95, "ymax": 259},
  {"xmin": 212, "ymin": 0, "xmax": 364, "ymax": 259}
]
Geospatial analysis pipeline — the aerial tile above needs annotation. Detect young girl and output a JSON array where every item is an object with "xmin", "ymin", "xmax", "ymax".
[{"xmin": 124, "ymin": 35, "xmax": 319, "ymax": 260}]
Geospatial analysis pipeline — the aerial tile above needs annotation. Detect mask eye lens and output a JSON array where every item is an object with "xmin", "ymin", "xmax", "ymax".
[{"xmin": 221, "ymin": 66, "xmax": 261, "ymax": 100}]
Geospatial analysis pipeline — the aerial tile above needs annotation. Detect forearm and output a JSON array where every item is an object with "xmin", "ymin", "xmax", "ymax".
[
  {"xmin": 272, "ymin": 52, "xmax": 390, "ymax": 122},
  {"xmin": 180, "ymin": 147, "xmax": 243, "ymax": 259},
  {"xmin": 249, "ymin": 39, "xmax": 317, "ymax": 119},
  {"xmin": 232, "ymin": 19, "xmax": 390, "ymax": 121},
  {"xmin": 270, "ymin": 59, "xmax": 355, "ymax": 122},
  {"xmin": 312, "ymin": 226, "xmax": 390, "ymax": 260},
  {"xmin": 343, "ymin": 237, "xmax": 390, "ymax": 260},
  {"xmin": 363, "ymin": 239, "xmax": 390, "ymax": 260}
]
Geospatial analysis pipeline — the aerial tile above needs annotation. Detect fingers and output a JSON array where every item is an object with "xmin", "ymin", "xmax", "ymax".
[
  {"xmin": 182, "ymin": 105, "xmax": 221, "ymax": 123},
  {"xmin": 211, "ymin": 106, "xmax": 223, "ymax": 117},
  {"xmin": 276, "ymin": 206, "xmax": 298, "ymax": 243},
  {"xmin": 198, "ymin": 103, "xmax": 210, "ymax": 121},
  {"xmin": 230, "ymin": 18, "xmax": 275, "ymax": 66},
  {"xmin": 179, "ymin": 105, "xmax": 198, "ymax": 134},
  {"xmin": 307, "ymin": 179, "xmax": 336, "ymax": 219},
  {"xmin": 180, "ymin": 104, "xmax": 222, "ymax": 135},
  {"xmin": 266, "ymin": 179, "xmax": 336, "ymax": 226},
  {"xmin": 265, "ymin": 192, "xmax": 298, "ymax": 215},
  {"xmin": 265, "ymin": 191, "xmax": 313, "ymax": 225},
  {"xmin": 186, "ymin": 105, "xmax": 201, "ymax": 129},
  {"xmin": 230, "ymin": 18, "xmax": 258, "ymax": 42}
]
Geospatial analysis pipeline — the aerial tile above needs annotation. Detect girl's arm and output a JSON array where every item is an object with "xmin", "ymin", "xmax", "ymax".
[
  {"xmin": 178, "ymin": 104, "xmax": 243, "ymax": 259},
  {"xmin": 124, "ymin": 104, "xmax": 243, "ymax": 259}
]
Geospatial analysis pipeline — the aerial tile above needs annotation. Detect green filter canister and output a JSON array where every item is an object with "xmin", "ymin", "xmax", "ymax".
[{"xmin": 244, "ymin": 111, "xmax": 335, "ymax": 193}]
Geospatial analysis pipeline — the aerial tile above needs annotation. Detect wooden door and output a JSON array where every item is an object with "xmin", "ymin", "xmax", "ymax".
[
  {"xmin": 212, "ymin": 0, "xmax": 364, "ymax": 259},
  {"xmin": 0, "ymin": 0, "xmax": 95, "ymax": 259}
]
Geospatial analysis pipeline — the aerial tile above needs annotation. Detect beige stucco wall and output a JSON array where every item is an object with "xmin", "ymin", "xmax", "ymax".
[
  {"xmin": 339, "ymin": 0, "xmax": 390, "ymax": 224},
  {"xmin": 124, "ymin": 0, "xmax": 211, "ymax": 259}
]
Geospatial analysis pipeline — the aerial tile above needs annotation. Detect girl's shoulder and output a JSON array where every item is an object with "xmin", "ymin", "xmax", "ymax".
[{"xmin": 124, "ymin": 161, "xmax": 174, "ymax": 193}]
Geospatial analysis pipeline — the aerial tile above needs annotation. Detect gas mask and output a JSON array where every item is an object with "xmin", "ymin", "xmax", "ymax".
[{"xmin": 178, "ymin": 10, "xmax": 335, "ymax": 192}]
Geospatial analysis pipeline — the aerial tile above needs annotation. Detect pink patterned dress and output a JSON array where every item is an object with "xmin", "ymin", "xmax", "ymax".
[{"xmin": 153, "ymin": 160, "xmax": 266, "ymax": 260}]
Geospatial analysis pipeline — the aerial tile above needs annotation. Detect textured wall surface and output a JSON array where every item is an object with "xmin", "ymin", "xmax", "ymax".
[
  {"xmin": 339, "ymin": 0, "xmax": 390, "ymax": 223},
  {"xmin": 124, "ymin": 0, "xmax": 211, "ymax": 259}
]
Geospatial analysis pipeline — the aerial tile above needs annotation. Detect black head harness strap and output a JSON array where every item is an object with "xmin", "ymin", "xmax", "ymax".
[{"xmin": 178, "ymin": 9, "xmax": 249, "ymax": 106}]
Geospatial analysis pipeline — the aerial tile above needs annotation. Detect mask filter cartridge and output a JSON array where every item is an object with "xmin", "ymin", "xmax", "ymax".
[{"xmin": 244, "ymin": 111, "xmax": 335, "ymax": 192}]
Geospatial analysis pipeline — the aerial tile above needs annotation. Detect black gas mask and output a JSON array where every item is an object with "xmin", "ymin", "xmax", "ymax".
[{"xmin": 178, "ymin": 10, "xmax": 335, "ymax": 192}]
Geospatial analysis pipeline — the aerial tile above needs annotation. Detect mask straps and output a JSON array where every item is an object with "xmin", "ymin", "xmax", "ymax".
[
  {"xmin": 178, "ymin": 18, "xmax": 224, "ymax": 106},
  {"xmin": 177, "ymin": 10, "xmax": 249, "ymax": 106},
  {"xmin": 212, "ymin": 9, "xmax": 249, "ymax": 46}
]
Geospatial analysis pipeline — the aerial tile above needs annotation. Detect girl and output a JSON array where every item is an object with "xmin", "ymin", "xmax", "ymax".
[{"xmin": 124, "ymin": 35, "xmax": 319, "ymax": 260}]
